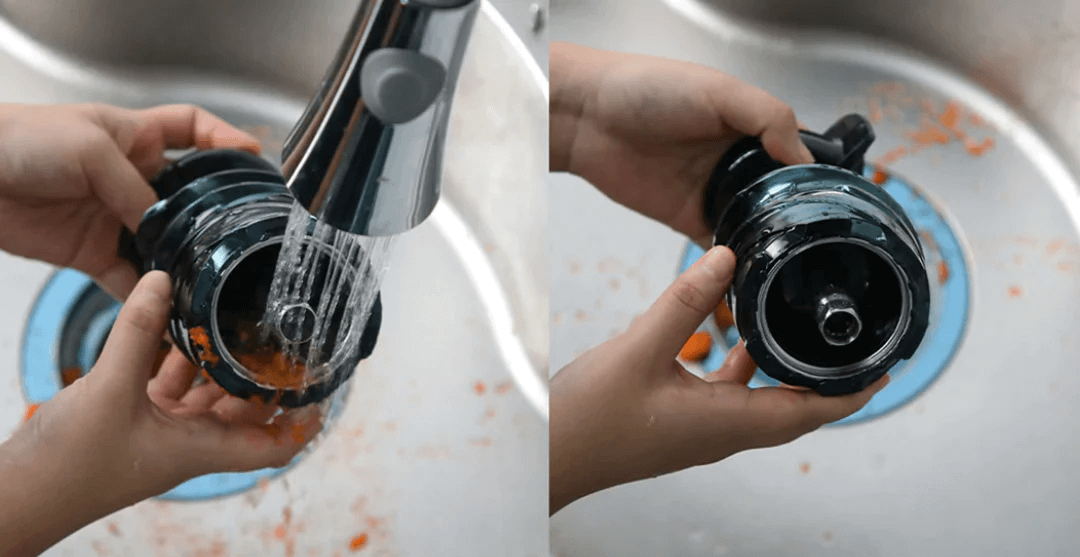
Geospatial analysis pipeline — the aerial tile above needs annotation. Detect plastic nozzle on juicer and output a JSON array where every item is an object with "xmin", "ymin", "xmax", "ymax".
[
  {"xmin": 703, "ymin": 114, "xmax": 932, "ymax": 396},
  {"xmin": 115, "ymin": 0, "xmax": 480, "ymax": 406}
]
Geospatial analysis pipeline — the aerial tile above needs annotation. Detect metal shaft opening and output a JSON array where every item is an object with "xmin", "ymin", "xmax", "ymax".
[{"xmin": 817, "ymin": 290, "xmax": 863, "ymax": 346}]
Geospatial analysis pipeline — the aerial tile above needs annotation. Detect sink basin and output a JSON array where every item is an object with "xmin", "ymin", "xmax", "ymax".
[
  {"xmin": 550, "ymin": 0, "xmax": 1080, "ymax": 555},
  {"xmin": 0, "ymin": 1, "xmax": 548, "ymax": 555}
]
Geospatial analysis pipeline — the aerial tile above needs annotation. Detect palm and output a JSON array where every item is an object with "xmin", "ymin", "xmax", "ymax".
[
  {"xmin": 148, "ymin": 349, "xmax": 280, "ymax": 427},
  {"xmin": 144, "ymin": 350, "xmax": 319, "ymax": 476},
  {"xmin": 0, "ymin": 197, "xmax": 121, "ymax": 277}
]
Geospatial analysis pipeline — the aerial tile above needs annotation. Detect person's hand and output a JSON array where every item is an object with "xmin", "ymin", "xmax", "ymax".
[
  {"xmin": 0, "ymin": 271, "xmax": 322, "ymax": 557},
  {"xmin": 549, "ymin": 246, "xmax": 887, "ymax": 514},
  {"xmin": 0, "ymin": 103, "xmax": 262, "ymax": 300},
  {"xmin": 549, "ymin": 42, "xmax": 814, "ymax": 247}
]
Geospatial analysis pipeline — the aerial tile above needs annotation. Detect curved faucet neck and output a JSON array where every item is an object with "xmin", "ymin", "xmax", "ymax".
[{"xmin": 282, "ymin": 0, "xmax": 479, "ymax": 236}]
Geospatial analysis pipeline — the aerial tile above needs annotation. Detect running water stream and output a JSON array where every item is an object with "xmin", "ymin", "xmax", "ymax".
[{"xmin": 255, "ymin": 202, "xmax": 394, "ymax": 387}]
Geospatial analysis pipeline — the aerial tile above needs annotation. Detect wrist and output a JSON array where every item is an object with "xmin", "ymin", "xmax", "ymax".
[
  {"xmin": 549, "ymin": 428, "xmax": 599, "ymax": 514},
  {"xmin": 549, "ymin": 370, "xmax": 627, "ymax": 514},
  {"xmin": 549, "ymin": 430, "xmax": 647, "ymax": 514},
  {"xmin": 549, "ymin": 42, "xmax": 611, "ymax": 175},
  {"xmin": 0, "ymin": 433, "xmax": 131, "ymax": 556}
]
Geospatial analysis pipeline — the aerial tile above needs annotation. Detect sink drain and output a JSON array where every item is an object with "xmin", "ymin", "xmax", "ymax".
[
  {"xmin": 679, "ymin": 168, "xmax": 969, "ymax": 424},
  {"xmin": 20, "ymin": 269, "xmax": 346, "ymax": 500}
]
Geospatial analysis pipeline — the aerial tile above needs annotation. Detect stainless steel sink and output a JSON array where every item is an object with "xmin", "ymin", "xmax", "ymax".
[
  {"xmin": 0, "ymin": 1, "xmax": 548, "ymax": 556},
  {"xmin": 550, "ymin": 0, "xmax": 1080, "ymax": 555}
]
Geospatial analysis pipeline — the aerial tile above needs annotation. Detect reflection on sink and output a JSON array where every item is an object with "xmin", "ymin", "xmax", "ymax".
[
  {"xmin": 550, "ymin": 0, "xmax": 1080, "ymax": 555},
  {"xmin": 0, "ymin": 0, "xmax": 363, "ymax": 94},
  {"xmin": 0, "ymin": 1, "xmax": 548, "ymax": 555}
]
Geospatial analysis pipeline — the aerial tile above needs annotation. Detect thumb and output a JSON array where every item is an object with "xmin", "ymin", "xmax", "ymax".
[
  {"xmin": 94, "ymin": 271, "xmax": 173, "ymax": 393},
  {"xmin": 630, "ymin": 246, "xmax": 735, "ymax": 360}
]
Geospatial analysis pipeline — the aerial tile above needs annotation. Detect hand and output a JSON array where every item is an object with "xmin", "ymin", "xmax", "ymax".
[
  {"xmin": 549, "ymin": 246, "xmax": 887, "ymax": 514},
  {"xmin": 549, "ymin": 42, "xmax": 814, "ymax": 247},
  {"xmin": 0, "ymin": 271, "xmax": 322, "ymax": 557},
  {"xmin": 0, "ymin": 103, "xmax": 261, "ymax": 300}
]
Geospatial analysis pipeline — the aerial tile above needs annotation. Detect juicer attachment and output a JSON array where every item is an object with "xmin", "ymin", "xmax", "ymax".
[{"xmin": 703, "ymin": 114, "xmax": 931, "ymax": 395}]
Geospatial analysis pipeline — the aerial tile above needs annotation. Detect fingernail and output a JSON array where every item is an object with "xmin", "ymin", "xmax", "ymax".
[
  {"xmin": 141, "ymin": 271, "xmax": 173, "ymax": 304},
  {"xmin": 238, "ymin": 139, "xmax": 262, "ymax": 155},
  {"xmin": 702, "ymin": 246, "xmax": 735, "ymax": 279}
]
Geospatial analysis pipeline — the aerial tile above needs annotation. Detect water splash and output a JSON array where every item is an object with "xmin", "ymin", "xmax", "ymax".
[{"xmin": 258, "ymin": 202, "xmax": 394, "ymax": 386}]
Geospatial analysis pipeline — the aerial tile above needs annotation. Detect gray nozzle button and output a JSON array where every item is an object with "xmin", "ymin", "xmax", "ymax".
[{"xmin": 360, "ymin": 48, "xmax": 447, "ymax": 125}]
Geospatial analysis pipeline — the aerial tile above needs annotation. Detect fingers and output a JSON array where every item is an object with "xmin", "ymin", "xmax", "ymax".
[
  {"xmin": 702, "ymin": 341, "xmax": 756, "ymax": 385},
  {"xmin": 742, "ymin": 375, "xmax": 890, "ymax": 447},
  {"xmin": 82, "ymin": 138, "xmax": 161, "ymax": 232},
  {"xmin": 630, "ymin": 246, "xmax": 736, "ymax": 360},
  {"xmin": 94, "ymin": 271, "xmax": 173, "ymax": 393},
  {"xmin": 93, "ymin": 259, "xmax": 141, "ymax": 302},
  {"xmin": 148, "ymin": 338, "xmax": 173, "ymax": 380},
  {"xmin": 759, "ymin": 109, "xmax": 815, "ymax": 166},
  {"xmin": 180, "ymin": 381, "xmax": 229, "ymax": 411},
  {"xmin": 204, "ymin": 408, "xmax": 324, "ymax": 472},
  {"xmin": 135, "ymin": 104, "xmax": 262, "ymax": 154},
  {"xmin": 147, "ymin": 348, "xmax": 200, "ymax": 403},
  {"xmin": 806, "ymin": 375, "xmax": 889, "ymax": 422},
  {"xmin": 708, "ymin": 77, "xmax": 814, "ymax": 165},
  {"xmin": 211, "ymin": 395, "xmax": 280, "ymax": 426},
  {"xmin": 83, "ymin": 104, "xmax": 262, "ymax": 232}
]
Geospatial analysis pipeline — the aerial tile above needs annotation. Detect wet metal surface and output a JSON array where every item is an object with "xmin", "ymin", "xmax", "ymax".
[{"xmin": 0, "ymin": 1, "xmax": 548, "ymax": 555}]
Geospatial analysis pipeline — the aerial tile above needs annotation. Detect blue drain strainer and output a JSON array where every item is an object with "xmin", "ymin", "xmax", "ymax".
[
  {"xmin": 20, "ymin": 269, "xmax": 346, "ymax": 500},
  {"xmin": 680, "ymin": 170, "xmax": 970, "ymax": 425}
]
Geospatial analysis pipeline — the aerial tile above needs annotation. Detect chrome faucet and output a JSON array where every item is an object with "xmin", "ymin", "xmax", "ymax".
[{"xmin": 281, "ymin": 0, "xmax": 480, "ymax": 236}]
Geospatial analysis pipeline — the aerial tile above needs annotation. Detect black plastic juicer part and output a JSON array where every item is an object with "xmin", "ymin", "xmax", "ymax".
[
  {"xmin": 117, "ymin": 149, "xmax": 382, "ymax": 407},
  {"xmin": 703, "ymin": 114, "xmax": 930, "ymax": 396}
]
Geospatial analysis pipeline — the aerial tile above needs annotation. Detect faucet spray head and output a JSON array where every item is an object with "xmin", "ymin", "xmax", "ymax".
[{"xmin": 281, "ymin": 0, "xmax": 480, "ymax": 237}]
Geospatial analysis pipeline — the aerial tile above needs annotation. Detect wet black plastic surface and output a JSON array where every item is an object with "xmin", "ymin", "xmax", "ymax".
[
  {"xmin": 704, "ymin": 115, "xmax": 930, "ymax": 395},
  {"xmin": 116, "ymin": 149, "xmax": 382, "ymax": 407}
]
